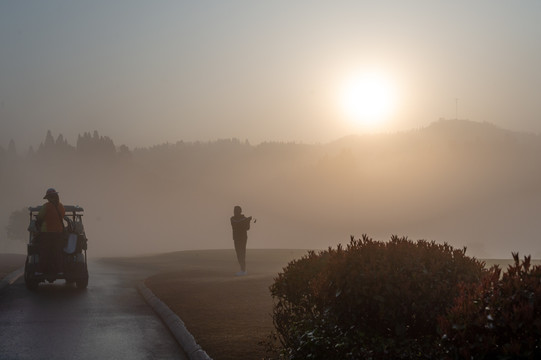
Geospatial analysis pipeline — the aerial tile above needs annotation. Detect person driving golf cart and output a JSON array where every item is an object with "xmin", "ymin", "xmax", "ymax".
[{"xmin": 36, "ymin": 188, "xmax": 65, "ymax": 276}]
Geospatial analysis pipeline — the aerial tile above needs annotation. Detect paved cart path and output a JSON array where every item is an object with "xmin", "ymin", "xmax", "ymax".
[{"xmin": 0, "ymin": 260, "xmax": 188, "ymax": 360}]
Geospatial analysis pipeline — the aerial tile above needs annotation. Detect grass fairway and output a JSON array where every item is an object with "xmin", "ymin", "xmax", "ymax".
[{"xmin": 107, "ymin": 249, "xmax": 309, "ymax": 360}]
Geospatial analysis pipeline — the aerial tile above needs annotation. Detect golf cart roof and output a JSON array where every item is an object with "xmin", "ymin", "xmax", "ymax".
[{"xmin": 28, "ymin": 205, "xmax": 84, "ymax": 213}]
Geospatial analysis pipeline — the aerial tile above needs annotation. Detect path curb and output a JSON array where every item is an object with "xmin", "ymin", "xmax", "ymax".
[
  {"xmin": 0, "ymin": 267, "xmax": 24, "ymax": 292},
  {"xmin": 137, "ymin": 282, "xmax": 212, "ymax": 360}
]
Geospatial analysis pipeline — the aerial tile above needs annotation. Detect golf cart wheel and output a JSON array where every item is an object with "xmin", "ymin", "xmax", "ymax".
[
  {"xmin": 24, "ymin": 270, "xmax": 39, "ymax": 291},
  {"xmin": 24, "ymin": 259, "xmax": 39, "ymax": 291},
  {"xmin": 25, "ymin": 274, "xmax": 39, "ymax": 290}
]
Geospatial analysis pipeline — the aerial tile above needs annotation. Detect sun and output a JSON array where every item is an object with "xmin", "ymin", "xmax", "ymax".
[{"xmin": 340, "ymin": 71, "xmax": 397, "ymax": 130}]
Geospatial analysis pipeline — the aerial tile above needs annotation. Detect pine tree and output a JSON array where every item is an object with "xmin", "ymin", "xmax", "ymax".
[{"xmin": 44, "ymin": 130, "xmax": 54, "ymax": 147}]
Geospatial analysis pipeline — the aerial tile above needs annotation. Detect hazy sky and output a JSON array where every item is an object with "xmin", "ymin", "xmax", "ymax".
[{"xmin": 1, "ymin": 1, "xmax": 540, "ymax": 149}]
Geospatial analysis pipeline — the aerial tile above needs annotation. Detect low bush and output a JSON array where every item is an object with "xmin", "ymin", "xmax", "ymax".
[
  {"xmin": 439, "ymin": 253, "xmax": 541, "ymax": 359},
  {"xmin": 269, "ymin": 235, "xmax": 486, "ymax": 359}
]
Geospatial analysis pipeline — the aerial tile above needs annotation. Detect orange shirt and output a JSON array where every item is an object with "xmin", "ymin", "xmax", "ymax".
[{"xmin": 38, "ymin": 202, "xmax": 65, "ymax": 233}]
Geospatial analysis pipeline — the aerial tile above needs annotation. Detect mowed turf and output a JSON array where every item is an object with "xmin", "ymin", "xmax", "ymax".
[{"xmin": 110, "ymin": 249, "xmax": 309, "ymax": 360}]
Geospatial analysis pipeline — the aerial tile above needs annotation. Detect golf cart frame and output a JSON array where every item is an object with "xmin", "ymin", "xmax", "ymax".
[{"xmin": 24, "ymin": 205, "xmax": 89, "ymax": 290}]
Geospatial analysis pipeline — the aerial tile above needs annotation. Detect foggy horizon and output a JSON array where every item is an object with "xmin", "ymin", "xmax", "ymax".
[{"xmin": 2, "ymin": 119, "xmax": 540, "ymax": 260}]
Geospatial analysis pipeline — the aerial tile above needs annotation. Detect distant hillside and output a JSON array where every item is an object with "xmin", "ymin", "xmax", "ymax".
[{"xmin": 331, "ymin": 119, "xmax": 539, "ymax": 147}]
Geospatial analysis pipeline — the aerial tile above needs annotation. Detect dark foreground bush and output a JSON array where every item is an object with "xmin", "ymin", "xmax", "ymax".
[
  {"xmin": 269, "ymin": 235, "xmax": 486, "ymax": 359},
  {"xmin": 440, "ymin": 253, "xmax": 541, "ymax": 359}
]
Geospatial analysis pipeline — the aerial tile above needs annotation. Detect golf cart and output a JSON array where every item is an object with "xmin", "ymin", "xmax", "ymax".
[{"xmin": 24, "ymin": 205, "xmax": 89, "ymax": 290}]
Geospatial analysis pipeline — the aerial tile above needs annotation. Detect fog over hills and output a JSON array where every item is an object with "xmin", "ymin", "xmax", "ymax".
[{"xmin": 1, "ymin": 120, "xmax": 540, "ymax": 259}]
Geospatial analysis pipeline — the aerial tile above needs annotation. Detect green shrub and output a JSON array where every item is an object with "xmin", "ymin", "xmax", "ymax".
[
  {"xmin": 269, "ymin": 235, "xmax": 486, "ymax": 359},
  {"xmin": 439, "ymin": 253, "xmax": 541, "ymax": 359},
  {"xmin": 269, "ymin": 249, "xmax": 331, "ymax": 356}
]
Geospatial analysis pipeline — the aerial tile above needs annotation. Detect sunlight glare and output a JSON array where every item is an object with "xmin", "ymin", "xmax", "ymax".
[{"xmin": 341, "ymin": 71, "xmax": 397, "ymax": 130}]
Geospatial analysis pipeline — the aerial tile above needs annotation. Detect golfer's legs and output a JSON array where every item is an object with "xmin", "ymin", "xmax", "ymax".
[{"xmin": 234, "ymin": 237, "xmax": 247, "ymax": 272}]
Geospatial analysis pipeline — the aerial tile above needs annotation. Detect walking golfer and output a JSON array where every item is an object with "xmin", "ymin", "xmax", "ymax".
[{"xmin": 230, "ymin": 205, "xmax": 253, "ymax": 276}]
